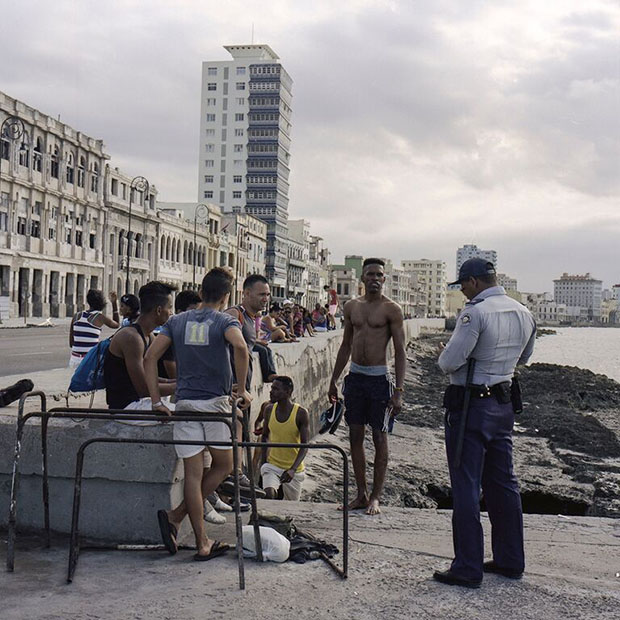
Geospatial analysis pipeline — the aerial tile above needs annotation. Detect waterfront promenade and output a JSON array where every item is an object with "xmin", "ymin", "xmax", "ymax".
[{"xmin": 1, "ymin": 501, "xmax": 618, "ymax": 619}]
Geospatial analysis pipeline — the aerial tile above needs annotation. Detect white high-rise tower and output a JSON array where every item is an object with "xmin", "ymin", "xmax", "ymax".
[{"xmin": 198, "ymin": 44, "xmax": 293, "ymax": 298}]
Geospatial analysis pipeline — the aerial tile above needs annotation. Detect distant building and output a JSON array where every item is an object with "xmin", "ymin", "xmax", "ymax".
[
  {"xmin": 401, "ymin": 259, "xmax": 447, "ymax": 317},
  {"xmin": 198, "ymin": 44, "xmax": 293, "ymax": 299},
  {"xmin": 329, "ymin": 265, "xmax": 357, "ymax": 305},
  {"xmin": 455, "ymin": 244, "xmax": 497, "ymax": 279},
  {"xmin": 384, "ymin": 259, "xmax": 413, "ymax": 317},
  {"xmin": 497, "ymin": 273, "xmax": 518, "ymax": 291},
  {"xmin": 553, "ymin": 273, "xmax": 602, "ymax": 321}
]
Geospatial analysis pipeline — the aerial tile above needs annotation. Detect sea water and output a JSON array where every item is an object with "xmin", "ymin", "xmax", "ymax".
[{"xmin": 529, "ymin": 327, "xmax": 620, "ymax": 383}]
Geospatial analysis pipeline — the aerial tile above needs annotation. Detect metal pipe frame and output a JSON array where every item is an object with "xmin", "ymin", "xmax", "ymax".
[{"xmin": 6, "ymin": 402, "xmax": 349, "ymax": 589}]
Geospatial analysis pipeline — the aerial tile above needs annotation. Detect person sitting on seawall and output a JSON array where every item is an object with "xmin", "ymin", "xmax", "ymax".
[
  {"xmin": 311, "ymin": 303, "xmax": 328, "ymax": 333},
  {"xmin": 278, "ymin": 304, "xmax": 299, "ymax": 341},
  {"xmin": 69, "ymin": 289, "xmax": 120, "ymax": 368},
  {"xmin": 260, "ymin": 376, "xmax": 310, "ymax": 501},
  {"xmin": 302, "ymin": 307, "xmax": 316, "ymax": 337},
  {"xmin": 103, "ymin": 282, "xmax": 176, "ymax": 411},
  {"xmin": 119, "ymin": 293, "xmax": 140, "ymax": 327},
  {"xmin": 260, "ymin": 303, "xmax": 295, "ymax": 343}
]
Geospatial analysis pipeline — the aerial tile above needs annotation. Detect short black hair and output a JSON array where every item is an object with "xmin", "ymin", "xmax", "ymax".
[
  {"xmin": 175, "ymin": 290, "xmax": 202, "ymax": 313},
  {"xmin": 201, "ymin": 268, "xmax": 233, "ymax": 303},
  {"xmin": 273, "ymin": 375, "xmax": 294, "ymax": 393},
  {"xmin": 243, "ymin": 273, "xmax": 268, "ymax": 290},
  {"xmin": 269, "ymin": 302, "xmax": 281, "ymax": 313},
  {"xmin": 120, "ymin": 293, "xmax": 140, "ymax": 319},
  {"xmin": 86, "ymin": 289, "xmax": 105, "ymax": 311},
  {"xmin": 323, "ymin": 285, "xmax": 330, "ymax": 290},
  {"xmin": 139, "ymin": 281, "xmax": 176, "ymax": 314},
  {"xmin": 362, "ymin": 257, "xmax": 385, "ymax": 269}
]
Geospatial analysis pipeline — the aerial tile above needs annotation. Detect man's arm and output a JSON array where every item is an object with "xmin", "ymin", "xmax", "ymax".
[
  {"xmin": 389, "ymin": 303, "xmax": 406, "ymax": 414},
  {"xmin": 144, "ymin": 333, "xmax": 175, "ymax": 414},
  {"xmin": 438, "ymin": 309, "xmax": 481, "ymax": 374},
  {"xmin": 225, "ymin": 326, "xmax": 252, "ymax": 408},
  {"xmin": 328, "ymin": 302, "xmax": 353, "ymax": 401},
  {"xmin": 280, "ymin": 407, "xmax": 310, "ymax": 483},
  {"xmin": 260, "ymin": 404, "xmax": 272, "ymax": 465},
  {"xmin": 518, "ymin": 317, "xmax": 537, "ymax": 366}
]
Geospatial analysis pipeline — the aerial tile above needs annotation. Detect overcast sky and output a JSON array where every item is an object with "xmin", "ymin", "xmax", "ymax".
[{"xmin": 2, "ymin": 0, "xmax": 618, "ymax": 291}]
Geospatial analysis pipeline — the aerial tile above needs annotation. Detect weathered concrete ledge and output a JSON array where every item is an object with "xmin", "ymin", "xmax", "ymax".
[
  {"xmin": 1, "ymin": 501, "xmax": 618, "ymax": 620},
  {"xmin": 0, "ymin": 319, "xmax": 444, "ymax": 542}
]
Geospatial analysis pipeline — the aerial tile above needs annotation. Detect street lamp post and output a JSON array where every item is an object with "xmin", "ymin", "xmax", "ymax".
[
  {"xmin": 126, "ymin": 176, "xmax": 149, "ymax": 294},
  {"xmin": 0, "ymin": 116, "xmax": 26, "ymax": 323},
  {"xmin": 193, "ymin": 203, "xmax": 210, "ymax": 289}
]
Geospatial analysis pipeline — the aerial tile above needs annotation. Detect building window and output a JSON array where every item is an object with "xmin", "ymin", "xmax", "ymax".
[
  {"xmin": 206, "ymin": 98, "xmax": 216, "ymax": 105},
  {"xmin": 205, "ymin": 143, "xmax": 214, "ymax": 152},
  {"xmin": 89, "ymin": 233, "xmax": 96, "ymax": 249},
  {"xmin": 206, "ymin": 114, "xmax": 216, "ymax": 122},
  {"xmin": 235, "ymin": 113, "xmax": 244, "ymax": 121},
  {"xmin": 236, "ymin": 82, "xmax": 245, "ymax": 91},
  {"xmin": 48, "ymin": 225, "xmax": 55, "ymax": 240},
  {"xmin": 75, "ymin": 230, "xmax": 82, "ymax": 246},
  {"xmin": 77, "ymin": 156, "xmax": 86, "ymax": 187},
  {"xmin": 236, "ymin": 67, "xmax": 246, "ymax": 75},
  {"xmin": 233, "ymin": 191, "xmax": 242, "ymax": 199},
  {"xmin": 205, "ymin": 160, "xmax": 214, "ymax": 168},
  {"xmin": 207, "ymin": 83, "xmax": 217, "ymax": 91},
  {"xmin": 236, "ymin": 97, "xmax": 245, "ymax": 105},
  {"xmin": 17, "ymin": 217, "xmax": 27, "ymax": 235},
  {"xmin": 50, "ymin": 147, "xmax": 59, "ymax": 178},
  {"xmin": 30, "ymin": 220, "xmax": 41, "ymax": 238},
  {"xmin": 204, "ymin": 191, "xmax": 213, "ymax": 199},
  {"xmin": 205, "ymin": 128, "xmax": 215, "ymax": 136},
  {"xmin": 207, "ymin": 67, "xmax": 217, "ymax": 76},
  {"xmin": 233, "ymin": 175, "xmax": 242, "ymax": 183},
  {"xmin": 235, "ymin": 128, "xmax": 244, "ymax": 136},
  {"xmin": 234, "ymin": 160, "xmax": 243, "ymax": 166},
  {"xmin": 66, "ymin": 153, "xmax": 74, "ymax": 184},
  {"xmin": 204, "ymin": 175, "xmax": 214, "ymax": 183},
  {"xmin": 111, "ymin": 178, "xmax": 118, "ymax": 196},
  {"xmin": 234, "ymin": 144, "xmax": 243, "ymax": 152},
  {"xmin": 33, "ymin": 138, "xmax": 43, "ymax": 172},
  {"xmin": 90, "ymin": 162, "xmax": 99, "ymax": 193}
]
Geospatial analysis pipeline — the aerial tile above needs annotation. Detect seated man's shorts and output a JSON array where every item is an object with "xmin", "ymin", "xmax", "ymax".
[
  {"xmin": 174, "ymin": 396, "xmax": 232, "ymax": 459},
  {"xmin": 261, "ymin": 462, "xmax": 305, "ymax": 501},
  {"xmin": 344, "ymin": 372, "xmax": 393, "ymax": 432}
]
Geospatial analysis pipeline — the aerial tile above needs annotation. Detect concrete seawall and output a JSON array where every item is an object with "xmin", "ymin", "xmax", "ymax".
[{"xmin": 0, "ymin": 319, "xmax": 444, "ymax": 542}]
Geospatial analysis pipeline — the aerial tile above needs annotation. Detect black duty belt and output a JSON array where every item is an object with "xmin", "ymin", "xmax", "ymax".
[{"xmin": 468, "ymin": 382, "xmax": 511, "ymax": 399}]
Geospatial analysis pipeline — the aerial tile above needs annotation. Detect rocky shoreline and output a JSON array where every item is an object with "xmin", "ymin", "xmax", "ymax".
[{"xmin": 305, "ymin": 331, "xmax": 620, "ymax": 518}]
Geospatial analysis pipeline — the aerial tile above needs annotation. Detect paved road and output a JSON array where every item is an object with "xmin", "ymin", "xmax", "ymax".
[{"xmin": 0, "ymin": 325, "xmax": 115, "ymax": 377}]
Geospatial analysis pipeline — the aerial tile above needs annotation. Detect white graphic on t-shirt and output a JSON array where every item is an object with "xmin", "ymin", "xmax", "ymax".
[{"xmin": 185, "ymin": 320, "xmax": 213, "ymax": 346}]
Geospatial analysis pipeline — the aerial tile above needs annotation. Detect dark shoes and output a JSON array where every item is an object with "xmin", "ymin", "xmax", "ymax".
[
  {"xmin": 483, "ymin": 560, "xmax": 523, "ymax": 579},
  {"xmin": 433, "ymin": 570, "xmax": 481, "ymax": 589},
  {"xmin": 218, "ymin": 474, "xmax": 266, "ymax": 499}
]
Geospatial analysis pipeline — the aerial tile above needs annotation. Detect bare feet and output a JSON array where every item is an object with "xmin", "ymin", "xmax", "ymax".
[
  {"xmin": 338, "ymin": 494, "xmax": 369, "ymax": 511},
  {"xmin": 366, "ymin": 498, "xmax": 381, "ymax": 515}
]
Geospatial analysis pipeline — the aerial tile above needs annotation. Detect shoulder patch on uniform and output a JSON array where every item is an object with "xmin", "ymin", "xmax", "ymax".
[{"xmin": 461, "ymin": 314, "xmax": 471, "ymax": 324}]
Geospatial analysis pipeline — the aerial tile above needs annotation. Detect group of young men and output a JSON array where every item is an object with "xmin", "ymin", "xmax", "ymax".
[{"xmin": 99, "ymin": 254, "xmax": 535, "ymax": 588}]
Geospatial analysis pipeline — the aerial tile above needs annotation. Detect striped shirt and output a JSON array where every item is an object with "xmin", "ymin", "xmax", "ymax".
[{"xmin": 71, "ymin": 311, "xmax": 102, "ymax": 356}]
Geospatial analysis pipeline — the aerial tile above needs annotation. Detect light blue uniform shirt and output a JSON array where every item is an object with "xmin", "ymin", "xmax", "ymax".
[{"xmin": 438, "ymin": 286, "xmax": 536, "ymax": 386}]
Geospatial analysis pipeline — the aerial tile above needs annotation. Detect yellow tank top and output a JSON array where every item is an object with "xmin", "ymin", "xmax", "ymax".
[{"xmin": 267, "ymin": 402, "xmax": 305, "ymax": 472}]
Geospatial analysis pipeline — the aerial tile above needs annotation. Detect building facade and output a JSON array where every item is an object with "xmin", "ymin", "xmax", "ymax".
[
  {"xmin": 197, "ymin": 44, "xmax": 293, "ymax": 300},
  {"xmin": 401, "ymin": 259, "xmax": 447, "ymax": 317},
  {"xmin": 455, "ymin": 244, "xmax": 498, "ymax": 279},
  {"xmin": 1, "ymin": 92, "xmax": 110, "ymax": 320},
  {"xmin": 553, "ymin": 273, "xmax": 602, "ymax": 321}
]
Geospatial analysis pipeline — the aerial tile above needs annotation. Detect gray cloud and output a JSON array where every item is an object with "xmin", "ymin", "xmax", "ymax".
[{"xmin": 1, "ymin": 0, "xmax": 618, "ymax": 291}]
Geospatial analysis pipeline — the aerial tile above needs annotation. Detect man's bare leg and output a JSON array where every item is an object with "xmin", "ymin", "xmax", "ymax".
[
  {"xmin": 341, "ymin": 424, "xmax": 369, "ymax": 510},
  {"xmin": 367, "ymin": 428, "xmax": 389, "ymax": 515}
]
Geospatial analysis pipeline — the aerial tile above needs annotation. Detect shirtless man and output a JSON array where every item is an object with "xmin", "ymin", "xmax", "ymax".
[{"xmin": 328, "ymin": 258, "xmax": 406, "ymax": 515}]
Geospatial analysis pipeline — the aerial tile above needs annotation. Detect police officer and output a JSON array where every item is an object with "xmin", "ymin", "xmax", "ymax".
[{"xmin": 433, "ymin": 258, "xmax": 536, "ymax": 589}]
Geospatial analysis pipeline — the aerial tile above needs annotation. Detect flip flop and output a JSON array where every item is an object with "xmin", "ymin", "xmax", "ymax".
[
  {"xmin": 193, "ymin": 540, "xmax": 230, "ymax": 562},
  {"xmin": 157, "ymin": 509, "xmax": 178, "ymax": 555}
]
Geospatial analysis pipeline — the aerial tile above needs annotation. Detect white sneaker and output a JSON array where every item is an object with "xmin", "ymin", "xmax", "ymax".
[
  {"xmin": 214, "ymin": 498, "xmax": 233, "ymax": 513},
  {"xmin": 204, "ymin": 500, "xmax": 227, "ymax": 524}
]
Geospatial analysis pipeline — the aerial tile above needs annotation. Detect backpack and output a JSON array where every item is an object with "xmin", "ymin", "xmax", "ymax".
[{"xmin": 69, "ymin": 337, "xmax": 111, "ymax": 392}]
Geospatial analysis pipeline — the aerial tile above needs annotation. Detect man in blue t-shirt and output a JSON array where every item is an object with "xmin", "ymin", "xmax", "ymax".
[{"xmin": 145, "ymin": 268, "xmax": 251, "ymax": 561}]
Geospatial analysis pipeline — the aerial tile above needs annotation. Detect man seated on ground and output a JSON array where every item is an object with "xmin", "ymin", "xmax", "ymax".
[
  {"xmin": 260, "ymin": 376, "xmax": 310, "ymax": 501},
  {"xmin": 103, "ymin": 281, "xmax": 176, "ymax": 410},
  {"xmin": 144, "ymin": 267, "xmax": 252, "ymax": 561}
]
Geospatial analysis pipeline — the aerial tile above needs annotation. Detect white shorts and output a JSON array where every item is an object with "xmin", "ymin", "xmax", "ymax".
[
  {"xmin": 121, "ymin": 397, "xmax": 176, "ymax": 426},
  {"xmin": 68, "ymin": 353, "xmax": 85, "ymax": 369},
  {"xmin": 260, "ymin": 462, "xmax": 305, "ymax": 501},
  {"xmin": 173, "ymin": 396, "xmax": 232, "ymax": 458},
  {"xmin": 328, "ymin": 304, "xmax": 337, "ymax": 316}
]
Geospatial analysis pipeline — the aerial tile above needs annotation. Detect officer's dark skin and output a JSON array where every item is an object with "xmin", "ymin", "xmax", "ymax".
[{"xmin": 438, "ymin": 275, "xmax": 498, "ymax": 353}]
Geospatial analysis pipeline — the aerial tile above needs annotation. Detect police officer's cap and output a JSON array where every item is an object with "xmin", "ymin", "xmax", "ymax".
[{"xmin": 449, "ymin": 258, "xmax": 496, "ymax": 286}]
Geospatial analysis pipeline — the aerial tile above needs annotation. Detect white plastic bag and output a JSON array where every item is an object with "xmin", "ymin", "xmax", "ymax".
[{"xmin": 242, "ymin": 525, "xmax": 290, "ymax": 563}]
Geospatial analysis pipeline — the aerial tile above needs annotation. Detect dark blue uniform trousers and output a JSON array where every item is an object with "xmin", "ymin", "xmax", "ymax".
[{"xmin": 445, "ymin": 396, "xmax": 524, "ymax": 581}]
